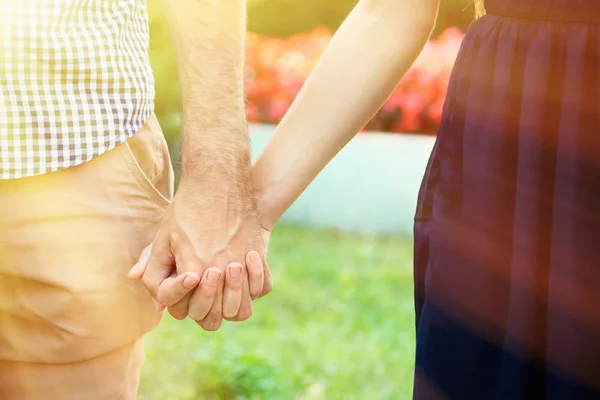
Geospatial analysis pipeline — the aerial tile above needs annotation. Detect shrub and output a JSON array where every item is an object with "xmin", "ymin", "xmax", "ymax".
[
  {"xmin": 247, "ymin": 0, "xmax": 475, "ymax": 38},
  {"xmin": 245, "ymin": 27, "xmax": 465, "ymax": 134}
]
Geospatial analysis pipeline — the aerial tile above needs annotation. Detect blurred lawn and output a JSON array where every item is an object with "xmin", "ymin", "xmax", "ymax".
[{"xmin": 138, "ymin": 225, "xmax": 416, "ymax": 400}]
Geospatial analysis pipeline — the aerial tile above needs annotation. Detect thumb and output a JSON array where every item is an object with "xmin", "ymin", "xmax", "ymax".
[
  {"xmin": 128, "ymin": 244, "xmax": 152, "ymax": 280},
  {"xmin": 141, "ymin": 235, "xmax": 176, "ymax": 299}
]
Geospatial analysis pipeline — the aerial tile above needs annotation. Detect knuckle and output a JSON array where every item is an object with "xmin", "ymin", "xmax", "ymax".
[
  {"xmin": 223, "ymin": 314, "xmax": 237, "ymax": 322},
  {"xmin": 162, "ymin": 298, "xmax": 177, "ymax": 308},
  {"xmin": 199, "ymin": 319, "xmax": 221, "ymax": 331},
  {"xmin": 249, "ymin": 265, "xmax": 263, "ymax": 276},
  {"xmin": 152, "ymin": 299, "xmax": 166, "ymax": 312},
  {"xmin": 141, "ymin": 273, "xmax": 151, "ymax": 286},
  {"xmin": 188, "ymin": 309, "xmax": 206, "ymax": 321},
  {"xmin": 142, "ymin": 277, "xmax": 157, "ymax": 297},
  {"xmin": 236, "ymin": 310, "xmax": 251, "ymax": 321},
  {"xmin": 251, "ymin": 288, "xmax": 263, "ymax": 300},
  {"xmin": 156, "ymin": 292, "xmax": 172, "ymax": 306},
  {"xmin": 204, "ymin": 325, "xmax": 219, "ymax": 332},
  {"xmin": 188, "ymin": 304, "xmax": 211, "ymax": 321},
  {"xmin": 225, "ymin": 279, "xmax": 242, "ymax": 290},
  {"xmin": 263, "ymin": 282, "xmax": 273, "ymax": 295},
  {"xmin": 236, "ymin": 304, "xmax": 253, "ymax": 321},
  {"xmin": 201, "ymin": 286, "xmax": 217, "ymax": 299},
  {"xmin": 158, "ymin": 288, "xmax": 184, "ymax": 307},
  {"xmin": 168, "ymin": 307, "xmax": 187, "ymax": 320},
  {"xmin": 202, "ymin": 290, "xmax": 216, "ymax": 300}
]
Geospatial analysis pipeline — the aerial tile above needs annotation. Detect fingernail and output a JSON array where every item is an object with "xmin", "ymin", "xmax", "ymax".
[
  {"xmin": 183, "ymin": 274, "xmax": 200, "ymax": 289},
  {"xmin": 249, "ymin": 251, "xmax": 261, "ymax": 266},
  {"xmin": 206, "ymin": 270, "xmax": 221, "ymax": 285},
  {"xmin": 229, "ymin": 263, "xmax": 243, "ymax": 279}
]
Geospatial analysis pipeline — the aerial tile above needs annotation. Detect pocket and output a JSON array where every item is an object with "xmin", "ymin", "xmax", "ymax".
[
  {"xmin": 414, "ymin": 139, "xmax": 441, "ymax": 223},
  {"xmin": 414, "ymin": 69, "xmax": 463, "ymax": 223},
  {"xmin": 414, "ymin": 219, "xmax": 431, "ymax": 328},
  {"xmin": 118, "ymin": 115, "xmax": 173, "ymax": 209}
]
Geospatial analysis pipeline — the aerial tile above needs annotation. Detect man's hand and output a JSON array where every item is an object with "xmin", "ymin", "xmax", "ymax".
[
  {"xmin": 129, "ymin": 225, "xmax": 272, "ymax": 329},
  {"xmin": 133, "ymin": 177, "xmax": 272, "ymax": 330}
]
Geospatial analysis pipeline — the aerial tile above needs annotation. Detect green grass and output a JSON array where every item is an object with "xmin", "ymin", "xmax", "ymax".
[{"xmin": 138, "ymin": 225, "xmax": 415, "ymax": 400}]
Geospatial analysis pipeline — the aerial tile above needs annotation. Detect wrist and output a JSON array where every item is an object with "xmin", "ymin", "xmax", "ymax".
[
  {"xmin": 179, "ymin": 158, "xmax": 256, "ymax": 218},
  {"xmin": 179, "ymin": 111, "xmax": 250, "ymax": 178},
  {"xmin": 253, "ymin": 185, "xmax": 284, "ymax": 232},
  {"xmin": 180, "ymin": 141, "xmax": 252, "ymax": 183}
]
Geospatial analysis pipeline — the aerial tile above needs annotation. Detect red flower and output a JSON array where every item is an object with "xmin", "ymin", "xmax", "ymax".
[{"xmin": 245, "ymin": 27, "xmax": 464, "ymax": 135}]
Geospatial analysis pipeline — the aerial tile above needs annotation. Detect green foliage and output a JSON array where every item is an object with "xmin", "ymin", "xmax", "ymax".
[
  {"xmin": 138, "ymin": 226, "xmax": 416, "ymax": 400},
  {"xmin": 246, "ymin": 0, "xmax": 475, "ymax": 38},
  {"xmin": 148, "ymin": 0, "xmax": 179, "ymax": 144},
  {"xmin": 246, "ymin": 0, "xmax": 356, "ymax": 38}
]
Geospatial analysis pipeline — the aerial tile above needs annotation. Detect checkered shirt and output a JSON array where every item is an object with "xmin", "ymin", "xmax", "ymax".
[{"xmin": 0, "ymin": 0, "xmax": 155, "ymax": 179}]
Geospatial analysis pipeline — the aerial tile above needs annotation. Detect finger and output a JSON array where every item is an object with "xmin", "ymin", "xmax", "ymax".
[
  {"xmin": 165, "ymin": 241, "xmax": 205, "ymax": 320},
  {"xmin": 153, "ymin": 298, "xmax": 166, "ymax": 313},
  {"xmin": 188, "ymin": 268, "xmax": 222, "ymax": 322},
  {"xmin": 222, "ymin": 263, "xmax": 244, "ymax": 319},
  {"xmin": 141, "ymin": 235, "xmax": 175, "ymax": 299},
  {"xmin": 167, "ymin": 292, "xmax": 192, "ymax": 320},
  {"xmin": 128, "ymin": 244, "xmax": 152, "ymax": 280},
  {"xmin": 259, "ymin": 256, "xmax": 274, "ymax": 298},
  {"xmin": 257, "ymin": 229, "xmax": 273, "ymax": 298},
  {"xmin": 230, "ymin": 272, "xmax": 253, "ymax": 322},
  {"xmin": 157, "ymin": 272, "xmax": 200, "ymax": 307},
  {"xmin": 246, "ymin": 251, "xmax": 264, "ymax": 299},
  {"xmin": 195, "ymin": 271, "xmax": 224, "ymax": 331}
]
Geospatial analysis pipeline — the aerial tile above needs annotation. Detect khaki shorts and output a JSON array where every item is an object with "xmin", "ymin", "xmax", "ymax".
[{"xmin": 0, "ymin": 115, "xmax": 173, "ymax": 399}]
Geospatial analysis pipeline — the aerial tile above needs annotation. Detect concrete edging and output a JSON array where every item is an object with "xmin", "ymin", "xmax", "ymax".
[{"xmin": 248, "ymin": 124, "xmax": 435, "ymax": 236}]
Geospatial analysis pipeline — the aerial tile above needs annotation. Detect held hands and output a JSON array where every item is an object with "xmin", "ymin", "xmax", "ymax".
[
  {"xmin": 128, "ymin": 174, "xmax": 273, "ymax": 331},
  {"xmin": 128, "ymin": 241, "xmax": 270, "ymax": 329}
]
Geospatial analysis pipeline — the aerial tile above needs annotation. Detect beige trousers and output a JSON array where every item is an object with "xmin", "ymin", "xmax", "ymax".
[{"xmin": 0, "ymin": 116, "xmax": 173, "ymax": 399}]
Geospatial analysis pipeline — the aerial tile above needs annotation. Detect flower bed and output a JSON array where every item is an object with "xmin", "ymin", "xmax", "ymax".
[{"xmin": 245, "ymin": 27, "xmax": 464, "ymax": 135}]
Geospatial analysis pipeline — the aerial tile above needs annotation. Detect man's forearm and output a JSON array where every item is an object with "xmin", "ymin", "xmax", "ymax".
[{"xmin": 163, "ymin": 0, "xmax": 250, "ymax": 181}]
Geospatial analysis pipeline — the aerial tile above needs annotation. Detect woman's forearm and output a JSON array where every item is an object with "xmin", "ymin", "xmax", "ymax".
[{"xmin": 253, "ymin": 0, "xmax": 439, "ymax": 228}]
